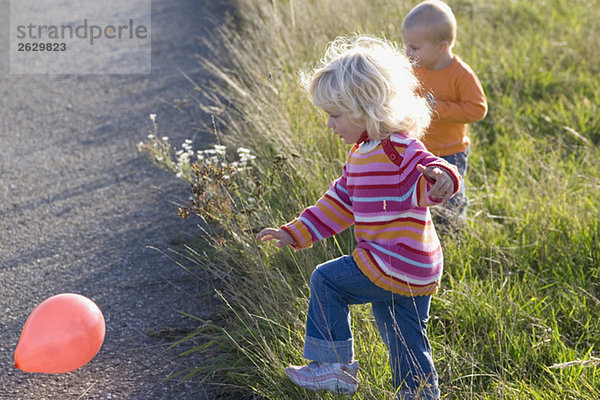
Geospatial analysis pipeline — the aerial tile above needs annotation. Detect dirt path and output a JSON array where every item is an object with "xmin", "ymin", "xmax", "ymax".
[{"xmin": 0, "ymin": 1, "xmax": 232, "ymax": 398}]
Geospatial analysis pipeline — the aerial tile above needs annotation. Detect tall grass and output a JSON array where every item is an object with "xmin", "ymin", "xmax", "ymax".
[{"xmin": 138, "ymin": 0, "xmax": 600, "ymax": 398}]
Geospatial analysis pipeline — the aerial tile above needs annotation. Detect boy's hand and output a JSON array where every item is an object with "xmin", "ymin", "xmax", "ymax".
[
  {"xmin": 256, "ymin": 228, "xmax": 295, "ymax": 248},
  {"xmin": 417, "ymin": 164, "xmax": 453, "ymax": 202}
]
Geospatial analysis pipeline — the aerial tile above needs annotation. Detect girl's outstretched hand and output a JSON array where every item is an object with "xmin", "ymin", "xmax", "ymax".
[
  {"xmin": 417, "ymin": 164, "xmax": 454, "ymax": 202},
  {"xmin": 256, "ymin": 227, "xmax": 295, "ymax": 248}
]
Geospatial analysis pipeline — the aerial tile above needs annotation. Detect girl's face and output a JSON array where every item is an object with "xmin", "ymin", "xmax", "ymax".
[{"xmin": 325, "ymin": 110, "xmax": 366, "ymax": 144}]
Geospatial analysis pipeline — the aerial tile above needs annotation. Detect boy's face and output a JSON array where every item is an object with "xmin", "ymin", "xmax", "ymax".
[
  {"xmin": 325, "ymin": 110, "xmax": 366, "ymax": 145},
  {"xmin": 402, "ymin": 28, "xmax": 444, "ymax": 69}
]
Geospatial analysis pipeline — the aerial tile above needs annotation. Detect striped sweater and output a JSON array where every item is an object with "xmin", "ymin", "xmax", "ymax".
[{"xmin": 281, "ymin": 133, "xmax": 461, "ymax": 296}]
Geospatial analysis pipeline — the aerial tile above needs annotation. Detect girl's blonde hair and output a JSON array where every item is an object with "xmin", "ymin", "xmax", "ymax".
[{"xmin": 301, "ymin": 34, "xmax": 431, "ymax": 140}]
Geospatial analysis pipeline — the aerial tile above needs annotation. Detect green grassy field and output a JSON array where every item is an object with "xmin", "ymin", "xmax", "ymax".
[{"xmin": 139, "ymin": 0, "xmax": 600, "ymax": 398}]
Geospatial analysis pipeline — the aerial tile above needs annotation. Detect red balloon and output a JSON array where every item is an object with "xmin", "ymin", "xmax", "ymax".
[{"xmin": 14, "ymin": 293, "xmax": 105, "ymax": 374}]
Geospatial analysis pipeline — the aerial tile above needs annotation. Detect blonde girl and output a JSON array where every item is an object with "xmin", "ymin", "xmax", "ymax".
[{"xmin": 257, "ymin": 35, "xmax": 459, "ymax": 399}]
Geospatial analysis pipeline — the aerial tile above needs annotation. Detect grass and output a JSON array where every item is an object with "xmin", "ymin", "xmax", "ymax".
[{"xmin": 138, "ymin": 0, "xmax": 600, "ymax": 398}]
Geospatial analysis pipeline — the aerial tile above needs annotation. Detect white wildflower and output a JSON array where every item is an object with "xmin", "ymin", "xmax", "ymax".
[
  {"xmin": 147, "ymin": 134, "xmax": 155, "ymax": 139},
  {"xmin": 239, "ymin": 149, "xmax": 257, "ymax": 165},
  {"xmin": 178, "ymin": 153, "xmax": 190, "ymax": 163},
  {"xmin": 162, "ymin": 136, "xmax": 169, "ymax": 141},
  {"xmin": 149, "ymin": 113, "xmax": 156, "ymax": 123},
  {"xmin": 214, "ymin": 145, "xmax": 226, "ymax": 156},
  {"xmin": 240, "ymin": 154, "xmax": 256, "ymax": 168}
]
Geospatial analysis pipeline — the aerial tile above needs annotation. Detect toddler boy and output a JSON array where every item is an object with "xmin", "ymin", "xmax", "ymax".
[{"xmin": 402, "ymin": 0, "xmax": 487, "ymax": 220}]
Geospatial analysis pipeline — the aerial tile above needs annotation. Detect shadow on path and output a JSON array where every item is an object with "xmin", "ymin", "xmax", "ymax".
[{"xmin": 0, "ymin": 0, "xmax": 233, "ymax": 398}]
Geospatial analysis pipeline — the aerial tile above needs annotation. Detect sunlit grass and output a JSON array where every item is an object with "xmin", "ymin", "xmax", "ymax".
[{"xmin": 138, "ymin": 0, "xmax": 600, "ymax": 398}]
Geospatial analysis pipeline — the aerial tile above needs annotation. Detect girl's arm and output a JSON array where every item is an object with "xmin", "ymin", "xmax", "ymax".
[
  {"xmin": 258, "ymin": 167, "xmax": 354, "ymax": 250},
  {"xmin": 402, "ymin": 140, "xmax": 461, "ymax": 208}
]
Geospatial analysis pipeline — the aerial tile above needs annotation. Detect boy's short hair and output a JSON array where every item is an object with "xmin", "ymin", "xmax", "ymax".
[
  {"xmin": 301, "ymin": 35, "xmax": 431, "ymax": 140},
  {"xmin": 402, "ymin": 0, "xmax": 457, "ymax": 46}
]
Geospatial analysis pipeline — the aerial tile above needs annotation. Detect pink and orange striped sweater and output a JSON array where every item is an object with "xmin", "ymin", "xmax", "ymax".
[{"xmin": 281, "ymin": 133, "xmax": 461, "ymax": 296}]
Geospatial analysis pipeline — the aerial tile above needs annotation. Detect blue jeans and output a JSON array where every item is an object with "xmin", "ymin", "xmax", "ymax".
[
  {"xmin": 441, "ymin": 149, "xmax": 469, "ymax": 217},
  {"xmin": 304, "ymin": 255, "xmax": 440, "ymax": 399}
]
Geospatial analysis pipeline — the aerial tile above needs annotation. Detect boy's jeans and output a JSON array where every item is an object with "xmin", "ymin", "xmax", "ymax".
[
  {"xmin": 441, "ymin": 149, "xmax": 469, "ymax": 218},
  {"xmin": 303, "ymin": 255, "xmax": 440, "ymax": 399}
]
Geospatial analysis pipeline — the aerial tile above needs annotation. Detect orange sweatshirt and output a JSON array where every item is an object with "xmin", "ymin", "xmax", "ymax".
[{"xmin": 414, "ymin": 55, "xmax": 487, "ymax": 156}]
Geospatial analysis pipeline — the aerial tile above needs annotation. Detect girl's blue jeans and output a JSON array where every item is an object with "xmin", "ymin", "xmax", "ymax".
[{"xmin": 303, "ymin": 255, "xmax": 440, "ymax": 399}]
